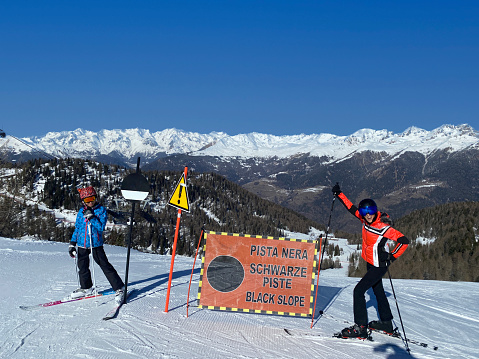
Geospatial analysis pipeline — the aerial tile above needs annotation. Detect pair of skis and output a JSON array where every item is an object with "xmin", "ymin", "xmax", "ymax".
[
  {"xmin": 19, "ymin": 288, "xmax": 135, "ymax": 320},
  {"xmin": 316, "ymin": 312, "xmax": 437, "ymax": 350},
  {"xmin": 284, "ymin": 326, "xmax": 438, "ymax": 351}
]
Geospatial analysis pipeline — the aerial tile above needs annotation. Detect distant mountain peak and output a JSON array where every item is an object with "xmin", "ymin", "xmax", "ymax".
[{"xmin": 3, "ymin": 124, "xmax": 477, "ymax": 166}]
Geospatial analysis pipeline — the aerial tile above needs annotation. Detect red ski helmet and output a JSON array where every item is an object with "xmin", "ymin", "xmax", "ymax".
[{"xmin": 78, "ymin": 186, "xmax": 97, "ymax": 200}]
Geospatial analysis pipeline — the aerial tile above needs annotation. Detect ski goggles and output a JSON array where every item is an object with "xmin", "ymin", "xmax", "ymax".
[
  {"xmin": 358, "ymin": 206, "xmax": 377, "ymax": 217},
  {"xmin": 83, "ymin": 196, "xmax": 96, "ymax": 203}
]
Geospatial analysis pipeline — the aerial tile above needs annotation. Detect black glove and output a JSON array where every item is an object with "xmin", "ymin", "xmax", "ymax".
[
  {"xmin": 379, "ymin": 251, "xmax": 395, "ymax": 263},
  {"xmin": 83, "ymin": 208, "xmax": 94, "ymax": 220},
  {"xmin": 332, "ymin": 183, "xmax": 341, "ymax": 196},
  {"xmin": 68, "ymin": 242, "xmax": 77, "ymax": 258}
]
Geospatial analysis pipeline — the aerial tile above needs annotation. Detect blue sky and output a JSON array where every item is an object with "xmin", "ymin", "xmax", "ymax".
[{"xmin": 1, "ymin": 1, "xmax": 478, "ymax": 138}]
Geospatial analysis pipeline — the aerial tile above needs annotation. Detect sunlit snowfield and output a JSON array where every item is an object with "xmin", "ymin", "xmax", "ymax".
[{"xmin": 1, "ymin": 237, "xmax": 478, "ymax": 358}]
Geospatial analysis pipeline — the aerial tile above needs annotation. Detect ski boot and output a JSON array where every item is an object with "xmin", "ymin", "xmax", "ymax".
[
  {"xmin": 368, "ymin": 320, "xmax": 394, "ymax": 335},
  {"xmin": 115, "ymin": 287, "xmax": 125, "ymax": 305},
  {"xmin": 340, "ymin": 324, "xmax": 369, "ymax": 339},
  {"xmin": 70, "ymin": 287, "xmax": 94, "ymax": 299}
]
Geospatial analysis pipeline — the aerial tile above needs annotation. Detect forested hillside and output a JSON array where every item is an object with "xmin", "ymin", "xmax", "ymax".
[
  {"xmin": 0, "ymin": 159, "xmax": 322, "ymax": 256},
  {"xmin": 2, "ymin": 158, "xmax": 478, "ymax": 281},
  {"xmin": 348, "ymin": 201, "xmax": 479, "ymax": 282}
]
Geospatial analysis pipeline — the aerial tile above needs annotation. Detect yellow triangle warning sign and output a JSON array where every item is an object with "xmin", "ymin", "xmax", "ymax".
[{"xmin": 168, "ymin": 173, "xmax": 190, "ymax": 212}]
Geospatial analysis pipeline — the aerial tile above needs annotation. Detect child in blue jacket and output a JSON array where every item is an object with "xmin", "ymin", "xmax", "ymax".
[{"xmin": 69, "ymin": 186, "xmax": 124, "ymax": 300}]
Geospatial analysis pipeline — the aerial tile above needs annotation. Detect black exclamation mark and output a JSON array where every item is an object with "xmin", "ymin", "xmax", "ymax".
[{"xmin": 178, "ymin": 183, "xmax": 183, "ymax": 204}]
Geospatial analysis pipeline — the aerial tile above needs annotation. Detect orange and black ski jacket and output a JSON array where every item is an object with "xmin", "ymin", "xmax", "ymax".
[{"xmin": 337, "ymin": 192, "xmax": 409, "ymax": 267}]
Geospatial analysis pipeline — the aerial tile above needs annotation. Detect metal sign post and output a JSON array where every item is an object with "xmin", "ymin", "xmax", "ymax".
[{"xmin": 120, "ymin": 157, "xmax": 149, "ymax": 304}]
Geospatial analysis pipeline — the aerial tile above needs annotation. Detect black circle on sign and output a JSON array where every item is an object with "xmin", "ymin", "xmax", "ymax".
[{"xmin": 206, "ymin": 255, "xmax": 244, "ymax": 293}]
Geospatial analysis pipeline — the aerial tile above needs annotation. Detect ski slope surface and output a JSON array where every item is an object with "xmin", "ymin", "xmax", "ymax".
[{"xmin": 1, "ymin": 236, "xmax": 478, "ymax": 359}]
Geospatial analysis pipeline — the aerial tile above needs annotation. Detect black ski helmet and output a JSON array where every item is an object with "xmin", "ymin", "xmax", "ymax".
[{"xmin": 358, "ymin": 198, "xmax": 378, "ymax": 217}]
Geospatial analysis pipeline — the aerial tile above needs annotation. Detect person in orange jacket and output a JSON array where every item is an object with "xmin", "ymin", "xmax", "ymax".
[{"xmin": 332, "ymin": 183, "xmax": 409, "ymax": 339}]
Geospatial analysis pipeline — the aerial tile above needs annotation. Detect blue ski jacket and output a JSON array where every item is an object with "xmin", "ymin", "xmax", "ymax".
[{"xmin": 71, "ymin": 204, "xmax": 107, "ymax": 248}]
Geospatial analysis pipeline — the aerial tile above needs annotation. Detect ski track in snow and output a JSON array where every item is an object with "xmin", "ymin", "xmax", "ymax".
[{"xmin": 1, "ymin": 237, "xmax": 478, "ymax": 358}]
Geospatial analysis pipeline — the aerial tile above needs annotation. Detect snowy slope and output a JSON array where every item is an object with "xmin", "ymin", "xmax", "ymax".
[
  {"xmin": 3, "ymin": 124, "xmax": 478, "ymax": 165},
  {"xmin": 1, "ymin": 236, "xmax": 478, "ymax": 359}
]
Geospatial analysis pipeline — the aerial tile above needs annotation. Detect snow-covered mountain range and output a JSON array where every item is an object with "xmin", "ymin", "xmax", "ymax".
[
  {"xmin": 2, "ymin": 124, "xmax": 478, "ymax": 166},
  {"xmin": 2, "ymin": 124, "xmax": 479, "ymax": 233}
]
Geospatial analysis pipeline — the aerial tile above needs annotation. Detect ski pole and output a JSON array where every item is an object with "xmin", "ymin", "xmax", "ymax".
[
  {"xmin": 320, "ymin": 191, "xmax": 336, "ymax": 270},
  {"xmin": 387, "ymin": 265, "xmax": 410, "ymax": 354},
  {"xmin": 88, "ymin": 222, "xmax": 98, "ymax": 297},
  {"xmin": 74, "ymin": 255, "xmax": 80, "ymax": 288},
  {"xmin": 311, "ymin": 190, "xmax": 336, "ymax": 328},
  {"xmin": 187, "ymin": 228, "xmax": 204, "ymax": 318},
  {"xmin": 310, "ymin": 234, "xmax": 323, "ymax": 328}
]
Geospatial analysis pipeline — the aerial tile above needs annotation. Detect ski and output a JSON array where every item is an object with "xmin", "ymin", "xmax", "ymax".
[
  {"xmin": 102, "ymin": 289, "xmax": 135, "ymax": 321},
  {"xmin": 19, "ymin": 289, "xmax": 115, "ymax": 311},
  {"xmin": 370, "ymin": 327, "xmax": 438, "ymax": 350},
  {"xmin": 284, "ymin": 328, "xmax": 372, "ymax": 342},
  {"xmin": 332, "ymin": 332, "xmax": 373, "ymax": 341},
  {"xmin": 284, "ymin": 328, "xmax": 321, "ymax": 337}
]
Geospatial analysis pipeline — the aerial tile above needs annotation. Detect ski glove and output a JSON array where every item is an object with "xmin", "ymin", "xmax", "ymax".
[
  {"xmin": 68, "ymin": 242, "xmax": 77, "ymax": 258},
  {"xmin": 83, "ymin": 208, "xmax": 94, "ymax": 220},
  {"xmin": 332, "ymin": 183, "xmax": 341, "ymax": 196},
  {"xmin": 379, "ymin": 251, "xmax": 395, "ymax": 263}
]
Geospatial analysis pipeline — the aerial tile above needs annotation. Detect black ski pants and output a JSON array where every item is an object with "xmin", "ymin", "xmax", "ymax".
[
  {"xmin": 77, "ymin": 246, "xmax": 124, "ymax": 291},
  {"xmin": 353, "ymin": 263, "xmax": 393, "ymax": 326}
]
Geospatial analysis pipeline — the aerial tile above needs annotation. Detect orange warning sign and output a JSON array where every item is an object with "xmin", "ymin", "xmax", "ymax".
[{"xmin": 197, "ymin": 231, "xmax": 317, "ymax": 316}]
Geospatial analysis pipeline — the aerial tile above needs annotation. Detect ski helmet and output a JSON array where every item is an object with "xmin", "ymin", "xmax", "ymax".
[
  {"xmin": 78, "ymin": 186, "xmax": 97, "ymax": 200},
  {"xmin": 358, "ymin": 198, "xmax": 378, "ymax": 217}
]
